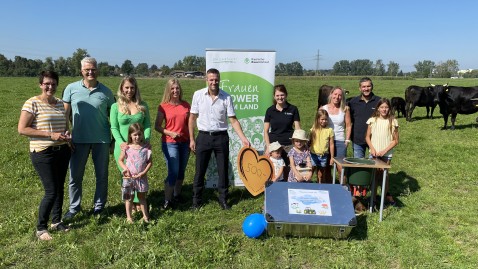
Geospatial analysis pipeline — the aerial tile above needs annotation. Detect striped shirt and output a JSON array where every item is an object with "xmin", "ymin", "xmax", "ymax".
[
  {"xmin": 366, "ymin": 117, "xmax": 399, "ymax": 157},
  {"xmin": 21, "ymin": 96, "xmax": 68, "ymax": 152}
]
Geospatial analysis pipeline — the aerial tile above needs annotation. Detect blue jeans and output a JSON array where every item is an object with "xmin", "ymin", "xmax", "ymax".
[
  {"xmin": 310, "ymin": 153, "xmax": 329, "ymax": 168},
  {"xmin": 67, "ymin": 143, "xmax": 110, "ymax": 213},
  {"xmin": 353, "ymin": 143, "xmax": 368, "ymax": 158},
  {"xmin": 334, "ymin": 140, "xmax": 347, "ymax": 158},
  {"xmin": 30, "ymin": 144, "xmax": 71, "ymax": 231},
  {"xmin": 162, "ymin": 142, "xmax": 190, "ymax": 186}
]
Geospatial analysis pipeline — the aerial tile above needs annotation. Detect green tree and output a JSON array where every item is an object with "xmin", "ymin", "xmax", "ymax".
[
  {"xmin": 387, "ymin": 61, "xmax": 400, "ymax": 76},
  {"xmin": 350, "ymin": 59, "xmax": 373, "ymax": 75},
  {"xmin": 414, "ymin": 60, "xmax": 435, "ymax": 78},
  {"xmin": 98, "ymin": 62, "xmax": 114, "ymax": 77},
  {"xmin": 121, "ymin": 60, "xmax": 135, "ymax": 75},
  {"xmin": 150, "ymin": 64, "xmax": 158, "ymax": 72},
  {"xmin": 275, "ymin": 62, "xmax": 303, "ymax": 76},
  {"xmin": 0, "ymin": 54, "xmax": 12, "ymax": 76},
  {"xmin": 435, "ymin": 59, "xmax": 459, "ymax": 78},
  {"xmin": 172, "ymin": 60, "xmax": 183, "ymax": 71},
  {"xmin": 332, "ymin": 60, "xmax": 351, "ymax": 75},
  {"xmin": 275, "ymin": 63, "xmax": 287, "ymax": 76},
  {"xmin": 286, "ymin": 61, "xmax": 304, "ymax": 76},
  {"xmin": 12, "ymin": 56, "xmax": 40, "ymax": 76},
  {"xmin": 159, "ymin": 65, "xmax": 171, "ymax": 76},
  {"xmin": 373, "ymin": 59, "xmax": 385, "ymax": 76},
  {"xmin": 42, "ymin": 57, "xmax": 55, "ymax": 71},
  {"xmin": 135, "ymin": 63, "xmax": 149, "ymax": 76},
  {"xmin": 54, "ymin": 57, "xmax": 69, "ymax": 76},
  {"xmin": 113, "ymin": 65, "xmax": 121, "ymax": 76},
  {"xmin": 173, "ymin": 56, "xmax": 205, "ymax": 71},
  {"xmin": 69, "ymin": 48, "xmax": 89, "ymax": 76}
]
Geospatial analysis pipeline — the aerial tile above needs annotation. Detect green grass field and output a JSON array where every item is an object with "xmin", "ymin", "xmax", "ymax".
[{"xmin": 2, "ymin": 76, "xmax": 478, "ymax": 268}]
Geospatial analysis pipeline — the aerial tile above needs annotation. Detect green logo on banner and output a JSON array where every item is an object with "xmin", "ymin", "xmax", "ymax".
[{"xmin": 220, "ymin": 71, "xmax": 273, "ymax": 118}]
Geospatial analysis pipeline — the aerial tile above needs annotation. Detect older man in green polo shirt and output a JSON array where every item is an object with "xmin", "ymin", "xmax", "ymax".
[{"xmin": 62, "ymin": 57, "xmax": 115, "ymax": 219}]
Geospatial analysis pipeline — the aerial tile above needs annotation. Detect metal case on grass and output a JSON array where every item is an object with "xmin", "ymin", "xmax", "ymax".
[{"xmin": 264, "ymin": 182, "xmax": 356, "ymax": 238}]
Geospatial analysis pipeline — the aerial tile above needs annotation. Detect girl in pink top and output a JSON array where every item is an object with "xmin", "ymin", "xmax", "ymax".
[{"xmin": 119, "ymin": 123, "xmax": 152, "ymax": 223}]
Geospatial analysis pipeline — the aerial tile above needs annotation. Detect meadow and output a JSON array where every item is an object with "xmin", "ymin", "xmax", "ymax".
[{"xmin": 1, "ymin": 76, "xmax": 478, "ymax": 268}]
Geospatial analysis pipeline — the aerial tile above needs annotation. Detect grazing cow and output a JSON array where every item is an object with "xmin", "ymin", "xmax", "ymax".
[
  {"xmin": 317, "ymin": 84, "xmax": 349, "ymax": 109},
  {"xmin": 432, "ymin": 84, "xmax": 478, "ymax": 129},
  {"xmin": 391, "ymin": 97, "xmax": 406, "ymax": 118},
  {"xmin": 404, "ymin": 85, "xmax": 437, "ymax": 121}
]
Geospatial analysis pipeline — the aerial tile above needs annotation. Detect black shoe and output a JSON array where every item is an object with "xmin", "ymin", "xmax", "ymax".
[
  {"xmin": 51, "ymin": 222, "xmax": 70, "ymax": 232},
  {"xmin": 218, "ymin": 201, "xmax": 231, "ymax": 210},
  {"xmin": 173, "ymin": 195, "xmax": 184, "ymax": 204},
  {"xmin": 63, "ymin": 211, "xmax": 77, "ymax": 221},
  {"xmin": 163, "ymin": 200, "xmax": 173, "ymax": 210},
  {"xmin": 93, "ymin": 208, "xmax": 103, "ymax": 216}
]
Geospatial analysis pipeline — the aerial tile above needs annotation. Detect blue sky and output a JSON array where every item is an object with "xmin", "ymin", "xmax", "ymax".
[{"xmin": 1, "ymin": 0, "xmax": 477, "ymax": 72}]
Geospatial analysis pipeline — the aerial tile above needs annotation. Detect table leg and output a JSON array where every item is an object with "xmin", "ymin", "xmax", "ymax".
[
  {"xmin": 369, "ymin": 169, "xmax": 376, "ymax": 213},
  {"xmin": 340, "ymin": 165, "xmax": 345, "ymax": 185},
  {"xmin": 379, "ymin": 169, "xmax": 388, "ymax": 222},
  {"xmin": 333, "ymin": 163, "xmax": 336, "ymax": 184}
]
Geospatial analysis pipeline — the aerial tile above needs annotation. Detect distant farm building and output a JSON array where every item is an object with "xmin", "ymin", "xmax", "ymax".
[
  {"xmin": 170, "ymin": 71, "xmax": 204, "ymax": 78},
  {"xmin": 457, "ymin": 69, "xmax": 473, "ymax": 77}
]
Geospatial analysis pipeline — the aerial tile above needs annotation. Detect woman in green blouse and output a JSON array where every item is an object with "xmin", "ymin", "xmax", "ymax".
[{"xmin": 110, "ymin": 76, "xmax": 151, "ymax": 210}]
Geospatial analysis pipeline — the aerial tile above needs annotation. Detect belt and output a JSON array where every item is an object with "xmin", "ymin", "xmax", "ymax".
[
  {"xmin": 199, "ymin": 130, "xmax": 228, "ymax": 136},
  {"xmin": 50, "ymin": 144, "xmax": 67, "ymax": 151}
]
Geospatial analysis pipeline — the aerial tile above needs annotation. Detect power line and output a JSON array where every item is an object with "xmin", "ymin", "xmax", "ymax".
[{"xmin": 314, "ymin": 49, "xmax": 322, "ymax": 75}]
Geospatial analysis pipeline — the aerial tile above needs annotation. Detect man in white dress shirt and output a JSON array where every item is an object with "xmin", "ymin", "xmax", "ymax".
[{"xmin": 188, "ymin": 68, "xmax": 250, "ymax": 210}]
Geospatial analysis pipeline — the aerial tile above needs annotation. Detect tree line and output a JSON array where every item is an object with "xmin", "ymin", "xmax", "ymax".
[
  {"xmin": 0, "ymin": 48, "xmax": 473, "ymax": 78},
  {"xmin": 0, "ymin": 49, "xmax": 206, "ymax": 78}
]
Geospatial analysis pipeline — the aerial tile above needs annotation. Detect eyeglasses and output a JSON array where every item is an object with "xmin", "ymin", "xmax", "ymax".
[
  {"xmin": 83, "ymin": 69, "xmax": 97, "ymax": 73},
  {"xmin": 42, "ymin": 83, "xmax": 57, "ymax": 87}
]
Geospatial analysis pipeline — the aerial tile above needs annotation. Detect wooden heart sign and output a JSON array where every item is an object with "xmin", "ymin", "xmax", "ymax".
[{"xmin": 237, "ymin": 146, "xmax": 273, "ymax": 196}]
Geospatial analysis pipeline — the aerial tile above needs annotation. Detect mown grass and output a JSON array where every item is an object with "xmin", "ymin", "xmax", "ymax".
[{"xmin": 2, "ymin": 76, "xmax": 478, "ymax": 268}]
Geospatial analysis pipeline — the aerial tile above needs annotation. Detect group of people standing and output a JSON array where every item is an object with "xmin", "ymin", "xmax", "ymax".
[
  {"xmin": 19, "ymin": 56, "xmax": 398, "ymax": 241},
  {"xmin": 264, "ymin": 78, "xmax": 399, "ymax": 206},
  {"xmin": 18, "ymin": 57, "xmax": 251, "ymax": 240}
]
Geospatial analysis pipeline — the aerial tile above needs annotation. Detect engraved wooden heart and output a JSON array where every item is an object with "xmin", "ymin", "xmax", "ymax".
[{"xmin": 237, "ymin": 147, "xmax": 273, "ymax": 196}]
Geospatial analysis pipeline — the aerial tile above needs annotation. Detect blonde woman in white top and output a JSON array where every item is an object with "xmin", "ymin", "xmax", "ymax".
[{"xmin": 321, "ymin": 86, "xmax": 351, "ymax": 180}]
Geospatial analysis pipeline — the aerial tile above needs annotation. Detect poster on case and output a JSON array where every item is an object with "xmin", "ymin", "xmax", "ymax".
[{"xmin": 204, "ymin": 49, "xmax": 276, "ymax": 187}]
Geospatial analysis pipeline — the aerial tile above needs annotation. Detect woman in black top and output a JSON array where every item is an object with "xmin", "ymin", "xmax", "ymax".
[{"xmin": 264, "ymin": 85, "xmax": 301, "ymax": 171}]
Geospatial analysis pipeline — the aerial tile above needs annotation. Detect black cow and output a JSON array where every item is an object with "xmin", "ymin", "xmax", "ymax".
[
  {"xmin": 317, "ymin": 84, "xmax": 334, "ymax": 109},
  {"xmin": 317, "ymin": 84, "xmax": 349, "ymax": 109},
  {"xmin": 404, "ymin": 85, "xmax": 437, "ymax": 121},
  {"xmin": 391, "ymin": 97, "xmax": 406, "ymax": 118},
  {"xmin": 432, "ymin": 84, "xmax": 478, "ymax": 130}
]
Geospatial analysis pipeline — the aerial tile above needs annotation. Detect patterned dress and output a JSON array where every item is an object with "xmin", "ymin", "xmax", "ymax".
[
  {"xmin": 123, "ymin": 146, "xmax": 151, "ymax": 192},
  {"xmin": 287, "ymin": 147, "xmax": 312, "ymax": 182}
]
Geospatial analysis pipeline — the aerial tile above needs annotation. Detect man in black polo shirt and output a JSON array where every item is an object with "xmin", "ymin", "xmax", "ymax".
[{"xmin": 348, "ymin": 77, "xmax": 380, "ymax": 158}]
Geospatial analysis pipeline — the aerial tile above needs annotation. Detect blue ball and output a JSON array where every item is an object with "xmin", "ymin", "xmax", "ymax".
[{"xmin": 242, "ymin": 213, "xmax": 266, "ymax": 238}]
